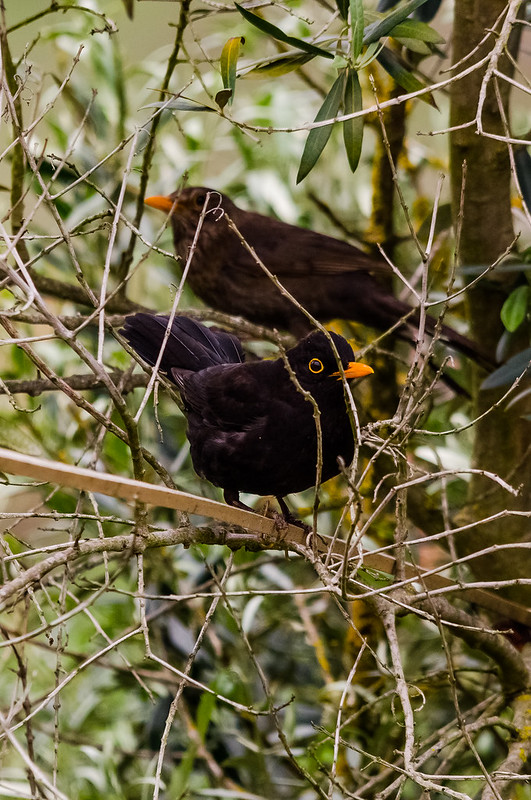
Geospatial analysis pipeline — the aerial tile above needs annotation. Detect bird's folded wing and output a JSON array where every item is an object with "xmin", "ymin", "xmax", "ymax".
[
  {"xmin": 236, "ymin": 215, "xmax": 390, "ymax": 277},
  {"xmin": 181, "ymin": 365, "xmax": 275, "ymax": 430}
]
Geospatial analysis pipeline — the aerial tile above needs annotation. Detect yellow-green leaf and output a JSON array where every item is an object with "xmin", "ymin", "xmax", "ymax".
[
  {"xmin": 350, "ymin": 0, "xmax": 364, "ymax": 60},
  {"xmin": 393, "ymin": 37, "xmax": 432, "ymax": 55},
  {"xmin": 391, "ymin": 18, "xmax": 445, "ymax": 44},
  {"xmin": 239, "ymin": 51, "xmax": 316, "ymax": 79},
  {"xmin": 343, "ymin": 67, "xmax": 363, "ymax": 173},
  {"xmin": 297, "ymin": 71, "xmax": 345, "ymax": 184},
  {"xmin": 220, "ymin": 36, "xmax": 244, "ymax": 105},
  {"xmin": 501, "ymin": 285, "xmax": 530, "ymax": 332}
]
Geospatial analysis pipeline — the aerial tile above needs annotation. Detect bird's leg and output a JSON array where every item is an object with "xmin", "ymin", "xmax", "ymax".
[
  {"xmin": 223, "ymin": 490, "xmax": 310, "ymax": 535},
  {"xmin": 276, "ymin": 497, "xmax": 311, "ymax": 532},
  {"xmin": 224, "ymin": 490, "xmax": 292, "ymax": 545},
  {"xmin": 223, "ymin": 489, "xmax": 256, "ymax": 514},
  {"xmin": 276, "ymin": 496, "xmax": 294, "ymax": 520}
]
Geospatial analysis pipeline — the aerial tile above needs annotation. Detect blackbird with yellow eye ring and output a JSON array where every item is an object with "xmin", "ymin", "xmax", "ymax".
[
  {"xmin": 144, "ymin": 186, "xmax": 493, "ymax": 369},
  {"xmin": 121, "ymin": 313, "xmax": 373, "ymax": 519}
]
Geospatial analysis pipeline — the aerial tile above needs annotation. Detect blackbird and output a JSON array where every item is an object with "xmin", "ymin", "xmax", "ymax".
[
  {"xmin": 145, "ymin": 186, "xmax": 492, "ymax": 368},
  {"xmin": 121, "ymin": 313, "xmax": 373, "ymax": 516}
]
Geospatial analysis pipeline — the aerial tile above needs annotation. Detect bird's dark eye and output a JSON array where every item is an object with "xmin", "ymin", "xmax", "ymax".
[
  {"xmin": 195, "ymin": 192, "xmax": 207, "ymax": 207},
  {"xmin": 308, "ymin": 358, "xmax": 324, "ymax": 374}
]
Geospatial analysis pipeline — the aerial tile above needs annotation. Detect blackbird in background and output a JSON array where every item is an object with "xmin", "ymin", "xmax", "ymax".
[
  {"xmin": 121, "ymin": 313, "xmax": 373, "ymax": 517},
  {"xmin": 145, "ymin": 186, "xmax": 492, "ymax": 368}
]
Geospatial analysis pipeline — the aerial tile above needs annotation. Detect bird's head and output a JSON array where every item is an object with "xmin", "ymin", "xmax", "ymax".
[
  {"xmin": 288, "ymin": 330, "xmax": 373, "ymax": 391},
  {"xmin": 145, "ymin": 186, "xmax": 232, "ymax": 236}
]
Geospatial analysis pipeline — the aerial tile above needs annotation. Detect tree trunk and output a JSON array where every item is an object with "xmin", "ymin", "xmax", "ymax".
[{"xmin": 449, "ymin": 0, "xmax": 531, "ymax": 607}]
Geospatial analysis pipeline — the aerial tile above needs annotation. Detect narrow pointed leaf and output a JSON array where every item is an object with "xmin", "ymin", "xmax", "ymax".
[
  {"xmin": 481, "ymin": 348, "xmax": 531, "ymax": 390},
  {"xmin": 343, "ymin": 67, "xmax": 363, "ymax": 172},
  {"xmin": 501, "ymin": 285, "xmax": 530, "ymax": 332},
  {"xmin": 220, "ymin": 36, "xmax": 245, "ymax": 104},
  {"xmin": 376, "ymin": 46, "xmax": 437, "ymax": 106},
  {"xmin": 121, "ymin": 0, "xmax": 134, "ymax": 19},
  {"xmin": 391, "ymin": 18, "xmax": 444, "ymax": 43},
  {"xmin": 416, "ymin": 0, "xmax": 442, "ymax": 23},
  {"xmin": 350, "ymin": 0, "xmax": 365, "ymax": 60},
  {"xmin": 357, "ymin": 40, "xmax": 383, "ymax": 68},
  {"xmin": 239, "ymin": 51, "xmax": 316, "ymax": 78},
  {"xmin": 393, "ymin": 37, "xmax": 432, "ymax": 54},
  {"xmin": 235, "ymin": 3, "xmax": 334, "ymax": 59},
  {"xmin": 378, "ymin": 0, "xmax": 441, "ymax": 16},
  {"xmin": 142, "ymin": 99, "xmax": 215, "ymax": 112},
  {"xmin": 296, "ymin": 72, "xmax": 345, "ymax": 184},
  {"xmin": 363, "ymin": 0, "xmax": 429, "ymax": 44},
  {"xmin": 336, "ymin": 0, "xmax": 349, "ymax": 20}
]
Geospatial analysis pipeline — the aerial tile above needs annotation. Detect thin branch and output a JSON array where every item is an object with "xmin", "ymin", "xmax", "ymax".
[{"xmin": 1, "ymin": 448, "xmax": 530, "ymax": 629}]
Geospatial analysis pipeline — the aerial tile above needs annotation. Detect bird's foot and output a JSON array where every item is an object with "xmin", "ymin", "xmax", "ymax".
[
  {"xmin": 254, "ymin": 499, "xmax": 290, "ymax": 538},
  {"xmin": 255, "ymin": 499, "xmax": 310, "ymax": 537},
  {"xmin": 275, "ymin": 498, "xmax": 311, "ymax": 533},
  {"xmin": 271, "ymin": 511, "xmax": 290, "ymax": 535},
  {"xmin": 267, "ymin": 510, "xmax": 310, "ymax": 545}
]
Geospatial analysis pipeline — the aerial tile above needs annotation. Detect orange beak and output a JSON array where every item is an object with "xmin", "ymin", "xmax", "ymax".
[
  {"xmin": 145, "ymin": 195, "xmax": 176, "ymax": 213},
  {"xmin": 333, "ymin": 362, "xmax": 374, "ymax": 380}
]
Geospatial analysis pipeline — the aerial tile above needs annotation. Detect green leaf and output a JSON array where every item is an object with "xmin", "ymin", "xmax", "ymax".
[
  {"xmin": 296, "ymin": 71, "xmax": 345, "ymax": 184},
  {"xmin": 350, "ymin": 0, "xmax": 364, "ymax": 60},
  {"xmin": 376, "ymin": 46, "xmax": 437, "ymax": 106},
  {"xmin": 357, "ymin": 566, "xmax": 394, "ymax": 588},
  {"xmin": 196, "ymin": 692, "xmax": 216, "ymax": 742},
  {"xmin": 336, "ymin": 0, "xmax": 349, "ymax": 20},
  {"xmin": 167, "ymin": 744, "xmax": 197, "ymax": 796},
  {"xmin": 391, "ymin": 18, "xmax": 445, "ymax": 43},
  {"xmin": 481, "ymin": 347, "xmax": 531, "ymax": 390},
  {"xmin": 343, "ymin": 67, "xmax": 363, "ymax": 172},
  {"xmin": 220, "ymin": 36, "xmax": 245, "ymax": 105},
  {"xmin": 501, "ymin": 285, "xmax": 530, "ymax": 332},
  {"xmin": 363, "ymin": 0, "xmax": 429, "ymax": 44},
  {"xmin": 239, "ymin": 50, "xmax": 316, "ymax": 78},
  {"xmin": 357, "ymin": 39, "xmax": 383, "ymax": 68},
  {"xmin": 142, "ymin": 99, "xmax": 215, "ymax": 112},
  {"xmin": 234, "ymin": 3, "xmax": 334, "ymax": 59},
  {"xmin": 393, "ymin": 37, "xmax": 432, "ymax": 55}
]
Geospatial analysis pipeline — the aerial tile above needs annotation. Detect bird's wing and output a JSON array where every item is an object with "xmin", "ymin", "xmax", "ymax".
[
  {"xmin": 235, "ymin": 212, "xmax": 391, "ymax": 278},
  {"xmin": 172, "ymin": 317, "xmax": 244, "ymax": 364},
  {"xmin": 122, "ymin": 314, "xmax": 244, "ymax": 378},
  {"xmin": 181, "ymin": 363, "xmax": 274, "ymax": 431}
]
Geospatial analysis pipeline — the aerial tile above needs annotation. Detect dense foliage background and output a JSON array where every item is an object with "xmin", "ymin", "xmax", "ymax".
[{"xmin": 0, "ymin": 1, "xmax": 530, "ymax": 798}]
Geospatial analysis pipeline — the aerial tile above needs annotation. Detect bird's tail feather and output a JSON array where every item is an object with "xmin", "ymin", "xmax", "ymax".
[
  {"xmin": 121, "ymin": 314, "xmax": 244, "ymax": 380},
  {"xmin": 379, "ymin": 296, "xmax": 494, "ymax": 370}
]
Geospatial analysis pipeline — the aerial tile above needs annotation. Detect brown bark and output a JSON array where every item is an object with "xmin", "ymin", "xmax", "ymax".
[{"xmin": 449, "ymin": 0, "xmax": 531, "ymax": 606}]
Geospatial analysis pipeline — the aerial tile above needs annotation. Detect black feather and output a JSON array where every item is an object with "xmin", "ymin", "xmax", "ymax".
[
  {"xmin": 119, "ymin": 314, "xmax": 374, "ymax": 517},
  {"xmin": 121, "ymin": 314, "xmax": 244, "ymax": 381}
]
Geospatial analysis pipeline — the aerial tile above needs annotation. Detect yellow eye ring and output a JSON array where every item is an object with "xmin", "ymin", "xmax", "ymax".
[{"xmin": 309, "ymin": 358, "xmax": 324, "ymax": 374}]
